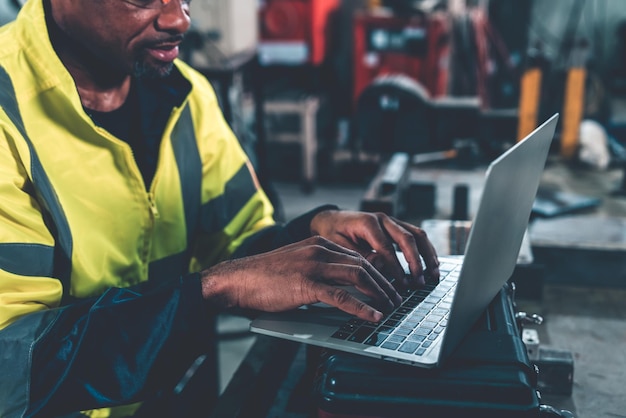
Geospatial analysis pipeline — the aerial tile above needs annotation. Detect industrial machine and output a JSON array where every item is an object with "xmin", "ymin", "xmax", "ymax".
[
  {"xmin": 258, "ymin": 0, "xmax": 340, "ymax": 66},
  {"xmin": 352, "ymin": 7, "xmax": 451, "ymax": 109}
]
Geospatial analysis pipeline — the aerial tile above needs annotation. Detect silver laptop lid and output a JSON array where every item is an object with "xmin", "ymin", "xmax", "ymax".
[{"xmin": 440, "ymin": 113, "xmax": 559, "ymax": 359}]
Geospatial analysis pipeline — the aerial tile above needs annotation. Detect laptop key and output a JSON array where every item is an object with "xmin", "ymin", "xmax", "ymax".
[
  {"xmin": 381, "ymin": 341, "xmax": 401, "ymax": 350},
  {"xmin": 403, "ymin": 300, "xmax": 420, "ymax": 309},
  {"xmin": 407, "ymin": 333, "xmax": 426, "ymax": 342},
  {"xmin": 383, "ymin": 319, "xmax": 400, "ymax": 327},
  {"xmin": 408, "ymin": 312, "xmax": 426, "ymax": 322},
  {"xmin": 402, "ymin": 319, "xmax": 419, "ymax": 328},
  {"xmin": 348, "ymin": 326, "xmax": 376, "ymax": 343},
  {"xmin": 399, "ymin": 341, "xmax": 420, "ymax": 353},
  {"xmin": 331, "ymin": 331, "xmax": 351, "ymax": 340},
  {"xmin": 421, "ymin": 321, "xmax": 438, "ymax": 329},
  {"xmin": 419, "ymin": 302, "xmax": 436, "ymax": 310},
  {"xmin": 438, "ymin": 262, "xmax": 456, "ymax": 272},
  {"xmin": 386, "ymin": 334, "xmax": 406, "ymax": 344},
  {"xmin": 394, "ymin": 326, "xmax": 412, "ymax": 336},
  {"xmin": 412, "ymin": 328, "xmax": 430, "ymax": 337},
  {"xmin": 340, "ymin": 320, "xmax": 361, "ymax": 333},
  {"xmin": 377, "ymin": 325, "xmax": 394, "ymax": 334},
  {"xmin": 365, "ymin": 332, "xmax": 387, "ymax": 346},
  {"xmin": 427, "ymin": 314, "xmax": 444, "ymax": 322}
]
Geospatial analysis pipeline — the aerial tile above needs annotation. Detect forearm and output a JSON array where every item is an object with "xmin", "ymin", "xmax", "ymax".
[{"xmin": 0, "ymin": 273, "xmax": 214, "ymax": 417}]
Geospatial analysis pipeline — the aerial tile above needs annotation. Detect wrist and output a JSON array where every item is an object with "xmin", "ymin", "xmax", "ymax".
[
  {"xmin": 199, "ymin": 262, "xmax": 238, "ymax": 310},
  {"xmin": 310, "ymin": 208, "xmax": 339, "ymax": 236}
]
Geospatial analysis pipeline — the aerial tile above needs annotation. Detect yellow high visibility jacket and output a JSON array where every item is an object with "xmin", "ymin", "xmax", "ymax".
[
  {"xmin": 0, "ymin": 0, "xmax": 326, "ymax": 416},
  {"xmin": 0, "ymin": 0, "xmax": 276, "ymax": 318}
]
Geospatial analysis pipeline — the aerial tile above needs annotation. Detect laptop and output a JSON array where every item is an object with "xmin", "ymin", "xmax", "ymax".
[{"xmin": 250, "ymin": 114, "xmax": 559, "ymax": 368}]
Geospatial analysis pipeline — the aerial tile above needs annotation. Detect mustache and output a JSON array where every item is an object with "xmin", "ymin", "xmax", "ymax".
[{"xmin": 141, "ymin": 34, "xmax": 185, "ymax": 49}]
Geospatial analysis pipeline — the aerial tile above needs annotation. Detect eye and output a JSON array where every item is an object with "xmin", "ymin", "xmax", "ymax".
[{"xmin": 121, "ymin": 0, "xmax": 160, "ymax": 9}]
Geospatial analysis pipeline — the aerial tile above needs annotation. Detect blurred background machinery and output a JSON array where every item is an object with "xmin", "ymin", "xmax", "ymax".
[
  {"xmin": 351, "ymin": 1, "xmax": 451, "ymax": 109},
  {"xmin": 187, "ymin": 0, "xmax": 259, "ymax": 68},
  {"xmin": 0, "ymin": 0, "xmax": 22, "ymax": 25},
  {"xmin": 258, "ymin": 0, "xmax": 341, "ymax": 66}
]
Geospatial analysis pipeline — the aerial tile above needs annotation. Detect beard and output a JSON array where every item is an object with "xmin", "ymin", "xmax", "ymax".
[
  {"xmin": 132, "ymin": 58, "xmax": 174, "ymax": 80},
  {"xmin": 131, "ymin": 35, "xmax": 184, "ymax": 79}
]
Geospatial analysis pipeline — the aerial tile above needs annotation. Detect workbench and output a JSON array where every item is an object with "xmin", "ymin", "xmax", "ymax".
[{"xmin": 361, "ymin": 153, "xmax": 626, "ymax": 287}]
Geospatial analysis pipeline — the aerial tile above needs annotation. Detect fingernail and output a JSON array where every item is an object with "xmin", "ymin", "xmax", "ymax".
[
  {"xmin": 393, "ymin": 293, "xmax": 402, "ymax": 306},
  {"xmin": 372, "ymin": 310, "xmax": 383, "ymax": 322},
  {"xmin": 417, "ymin": 275, "xmax": 425, "ymax": 286}
]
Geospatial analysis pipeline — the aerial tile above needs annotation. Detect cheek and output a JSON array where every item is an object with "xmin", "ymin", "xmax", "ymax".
[
  {"xmin": 123, "ymin": 21, "xmax": 158, "ymax": 53},
  {"xmin": 102, "ymin": 27, "xmax": 149, "ymax": 66}
]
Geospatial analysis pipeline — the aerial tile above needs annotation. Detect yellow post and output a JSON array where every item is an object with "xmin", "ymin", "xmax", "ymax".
[
  {"xmin": 560, "ymin": 67, "xmax": 586, "ymax": 159},
  {"xmin": 367, "ymin": 0, "xmax": 382, "ymax": 11},
  {"xmin": 517, "ymin": 68, "xmax": 542, "ymax": 141}
]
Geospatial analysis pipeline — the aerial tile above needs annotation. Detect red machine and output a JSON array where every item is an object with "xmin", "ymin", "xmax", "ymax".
[
  {"xmin": 352, "ymin": 11, "xmax": 451, "ymax": 108},
  {"xmin": 258, "ymin": 0, "xmax": 340, "ymax": 66}
]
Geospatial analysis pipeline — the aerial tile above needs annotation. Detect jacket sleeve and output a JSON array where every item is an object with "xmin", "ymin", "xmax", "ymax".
[
  {"xmin": 232, "ymin": 204, "xmax": 340, "ymax": 258},
  {"xmin": 0, "ymin": 125, "xmax": 215, "ymax": 416},
  {"xmin": 1, "ymin": 273, "xmax": 214, "ymax": 417}
]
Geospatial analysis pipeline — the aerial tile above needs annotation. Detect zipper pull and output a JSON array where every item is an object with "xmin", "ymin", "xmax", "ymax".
[{"xmin": 148, "ymin": 194, "xmax": 160, "ymax": 219}]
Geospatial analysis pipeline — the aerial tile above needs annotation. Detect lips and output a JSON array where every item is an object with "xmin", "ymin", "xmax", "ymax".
[{"xmin": 145, "ymin": 43, "xmax": 180, "ymax": 62}]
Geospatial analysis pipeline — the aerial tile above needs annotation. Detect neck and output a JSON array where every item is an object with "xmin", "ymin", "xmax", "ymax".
[{"xmin": 45, "ymin": 1, "xmax": 131, "ymax": 112}]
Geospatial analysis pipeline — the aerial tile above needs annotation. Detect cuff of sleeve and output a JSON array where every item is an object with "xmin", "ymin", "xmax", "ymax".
[
  {"xmin": 284, "ymin": 204, "xmax": 339, "ymax": 242},
  {"xmin": 180, "ymin": 272, "xmax": 219, "ymax": 320}
]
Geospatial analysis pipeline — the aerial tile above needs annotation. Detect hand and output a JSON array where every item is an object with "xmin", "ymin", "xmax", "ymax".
[
  {"xmin": 199, "ymin": 236, "xmax": 403, "ymax": 322},
  {"xmin": 310, "ymin": 210, "xmax": 440, "ymax": 288}
]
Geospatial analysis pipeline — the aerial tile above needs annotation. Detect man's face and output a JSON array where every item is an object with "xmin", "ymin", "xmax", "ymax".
[{"xmin": 52, "ymin": 0, "xmax": 191, "ymax": 79}]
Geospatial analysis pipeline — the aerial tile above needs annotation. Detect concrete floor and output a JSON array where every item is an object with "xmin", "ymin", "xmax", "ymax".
[
  {"xmin": 519, "ymin": 285, "xmax": 626, "ymax": 418},
  {"xmin": 217, "ymin": 178, "xmax": 626, "ymax": 418}
]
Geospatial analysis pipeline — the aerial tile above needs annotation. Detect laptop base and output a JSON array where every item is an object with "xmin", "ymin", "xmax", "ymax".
[{"xmin": 315, "ymin": 286, "xmax": 542, "ymax": 418}]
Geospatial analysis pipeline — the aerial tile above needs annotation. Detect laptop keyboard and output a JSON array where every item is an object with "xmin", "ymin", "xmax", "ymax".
[{"xmin": 330, "ymin": 262, "xmax": 460, "ymax": 356}]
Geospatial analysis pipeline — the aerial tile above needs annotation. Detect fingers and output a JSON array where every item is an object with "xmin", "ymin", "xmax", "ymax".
[
  {"xmin": 309, "ymin": 210, "xmax": 440, "ymax": 288},
  {"xmin": 311, "ymin": 281, "xmax": 385, "ymax": 323},
  {"xmin": 363, "ymin": 213, "xmax": 440, "ymax": 287},
  {"xmin": 391, "ymin": 217, "xmax": 440, "ymax": 283},
  {"xmin": 278, "ymin": 236, "xmax": 402, "ymax": 311},
  {"xmin": 316, "ymin": 260, "xmax": 401, "ymax": 312},
  {"xmin": 206, "ymin": 235, "xmax": 414, "ymax": 322}
]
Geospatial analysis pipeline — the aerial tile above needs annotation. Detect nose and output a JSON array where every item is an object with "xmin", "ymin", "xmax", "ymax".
[{"xmin": 156, "ymin": 0, "xmax": 191, "ymax": 34}]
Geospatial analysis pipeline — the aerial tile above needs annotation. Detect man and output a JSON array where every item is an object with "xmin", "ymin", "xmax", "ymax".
[{"xmin": 0, "ymin": 0, "xmax": 439, "ymax": 416}]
